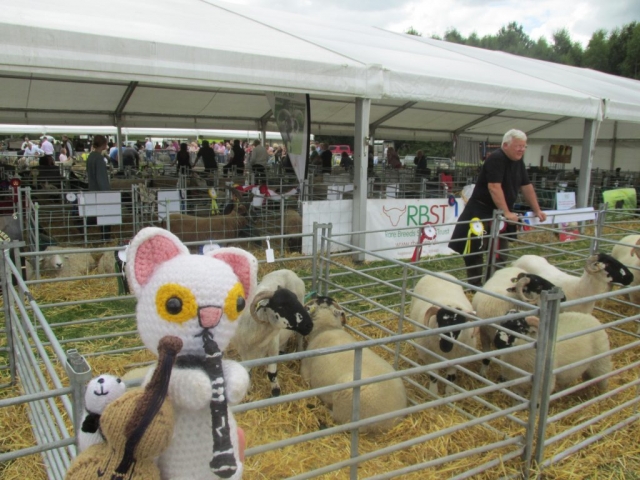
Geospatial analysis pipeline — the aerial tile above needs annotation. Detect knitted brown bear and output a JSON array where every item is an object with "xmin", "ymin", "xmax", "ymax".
[{"xmin": 66, "ymin": 336, "xmax": 182, "ymax": 480}]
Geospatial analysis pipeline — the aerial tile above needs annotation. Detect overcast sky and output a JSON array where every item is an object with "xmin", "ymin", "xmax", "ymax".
[{"xmin": 224, "ymin": 0, "xmax": 639, "ymax": 47}]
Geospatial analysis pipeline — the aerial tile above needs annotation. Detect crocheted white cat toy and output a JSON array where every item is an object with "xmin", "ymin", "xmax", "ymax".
[
  {"xmin": 126, "ymin": 227, "xmax": 256, "ymax": 480},
  {"xmin": 78, "ymin": 374, "xmax": 126, "ymax": 453}
]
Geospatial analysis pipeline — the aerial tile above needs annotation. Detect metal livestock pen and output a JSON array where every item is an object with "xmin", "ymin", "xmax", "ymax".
[{"xmin": 0, "ymin": 210, "xmax": 639, "ymax": 479}]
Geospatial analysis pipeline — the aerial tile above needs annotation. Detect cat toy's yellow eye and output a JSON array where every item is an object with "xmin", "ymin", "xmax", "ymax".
[
  {"xmin": 156, "ymin": 284, "xmax": 198, "ymax": 324},
  {"xmin": 223, "ymin": 282, "xmax": 245, "ymax": 321}
]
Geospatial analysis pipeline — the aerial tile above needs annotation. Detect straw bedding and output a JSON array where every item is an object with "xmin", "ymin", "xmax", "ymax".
[{"xmin": 1, "ymin": 242, "xmax": 639, "ymax": 479}]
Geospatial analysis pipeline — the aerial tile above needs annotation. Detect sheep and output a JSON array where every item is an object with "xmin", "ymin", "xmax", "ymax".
[
  {"xmin": 25, "ymin": 246, "xmax": 66, "ymax": 279},
  {"xmin": 494, "ymin": 312, "xmax": 612, "ymax": 397},
  {"xmin": 96, "ymin": 250, "xmax": 117, "ymax": 275},
  {"xmin": 512, "ymin": 253, "xmax": 633, "ymax": 314},
  {"xmin": 25, "ymin": 250, "xmax": 64, "ymax": 279},
  {"xmin": 161, "ymin": 203, "xmax": 249, "ymax": 244},
  {"xmin": 42, "ymin": 245, "xmax": 99, "ymax": 278},
  {"xmin": 300, "ymin": 296, "xmax": 407, "ymax": 433},
  {"xmin": 409, "ymin": 273, "xmax": 478, "ymax": 395},
  {"xmin": 230, "ymin": 269, "xmax": 313, "ymax": 397},
  {"xmin": 611, "ymin": 235, "xmax": 640, "ymax": 332},
  {"xmin": 283, "ymin": 209, "xmax": 302, "ymax": 252},
  {"xmin": 471, "ymin": 267, "xmax": 563, "ymax": 376}
]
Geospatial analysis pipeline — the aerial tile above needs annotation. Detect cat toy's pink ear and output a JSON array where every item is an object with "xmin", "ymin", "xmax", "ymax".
[
  {"xmin": 126, "ymin": 228, "xmax": 189, "ymax": 296},
  {"xmin": 207, "ymin": 247, "xmax": 258, "ymax": 299}
]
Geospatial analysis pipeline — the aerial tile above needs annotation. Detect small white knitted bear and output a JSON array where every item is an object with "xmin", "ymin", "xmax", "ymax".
[
  {"xmin": 77, "ymin": 374, "xmax": 126, "ymax": 452},
  {"xmin": 126, "ymin": 227, "xmax": 256, "ymax": 480}
]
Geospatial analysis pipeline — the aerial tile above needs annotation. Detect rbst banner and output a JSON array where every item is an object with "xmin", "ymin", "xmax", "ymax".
[{"xmin": 365, "ymin": 198, "xmax": 463, "ymax": 260}]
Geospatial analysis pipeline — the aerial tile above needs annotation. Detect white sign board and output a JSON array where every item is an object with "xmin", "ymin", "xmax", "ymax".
[
  {"xmin": 301, "ymin": 200, "xmax": 353, "ymax": 254},
  {"xmin": 326, "ymin": 184, "xmax": 354, "ymax": 201},
  {"xmin": 556, "ymin": 191, "xmax": 576, "ymax": 210},
  {"xmin": 365, "ymin": 198, "xmax": 462, "ymax": 261},
  {"xmin": 522, "ymin": 207, "xmax": 596, "ymax": 226},
  {"xmin": 157, "ymin": 190, "xmax": 181, "ymax": 220},
  {"xmin": 301, "ymin": 198, "xmax": 463, "ymax": 260},
  {"xmin": 77, "ymin": 192, "xmax": 122, "ymax": 225}
]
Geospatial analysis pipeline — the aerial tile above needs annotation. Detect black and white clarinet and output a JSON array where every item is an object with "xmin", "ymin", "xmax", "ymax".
[{"xmin": 202, "ymin": 330, "xmax": 239, "ymax": 479}]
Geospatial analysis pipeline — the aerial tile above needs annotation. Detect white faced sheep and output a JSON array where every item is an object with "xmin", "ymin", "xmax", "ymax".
[
  {"xmin": 512, "ymin": 253, "xmax": 633, "ymax": 314},
  {"xmin": 471, "ymin": 267, "xmax": 564, "ymax": 377},
  {"xmin": 494, "ymin": 312, "xmax": 611, "ymax": 397},
  {"xmin": 43, "ymin": 245, "xmax": 100, "ymax": 278},
  {"xmin": 26, "ymin": 246, "xmax": 100, "ymax": 279},
  {"xmin": 25, "ymin": 248, "xmax": 64, "ymax": 278},
  {"xmin": 230, "ymin": 269, "xmax": 313, "ymax": 397},
  {"xmin": 611, "ymin": 235, "xmax": 640, "ymax": 332},
  {"xmin": 409, "ymin": 273, "xmax": 478, "ymax": 395},
  {"xmin": 301, "ymin": 297, "xmax": 407, "ymax": 433}
]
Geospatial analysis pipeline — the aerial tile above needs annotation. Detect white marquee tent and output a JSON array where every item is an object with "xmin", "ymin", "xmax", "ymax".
[{"xmin": 1, "ymin": 0, "xmax": 640, "ymax": 225}]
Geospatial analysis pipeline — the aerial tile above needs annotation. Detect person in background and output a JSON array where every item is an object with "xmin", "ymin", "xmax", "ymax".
[
  {"xmin": 223, "ymin": 139, "xmax": 245, "ymax": 176},
  {"xmin": 23, "ymin": 141, "xmax": 43, "ymax": 157},
  {"xmin": 166, "ymin": 141, "xmax": 176, "ymax": 163},
  {"xmin": 171, "ymin": 142, "xmax": 191, "ymax": 175},
  {"xmin": 21, "ymin": 136, "xmax": 30, "ymax": 151},
  {"xmin": 309, "ymin": 146, "xmax": 319, "ymax": 167},
  {"xmin": 448, "ymin": 129, "xmax": 547, "ymax": 286},
  {"xmin": 214, "ymin": 140, "xmax": 225, "ymax": 165},
  {"xmin": 87, "ymin": 135, "xmax": 110, "ymax": 191},
  {"xmin": 249, "ymin": 139, "xmax": 269, "ymax": 184},
  {"xmin": 414, "ymin": 150, "xmax": 431, "ymax": 179},
  {"xmin": 339, "ymin": 151, "xmax": 353, "ymax": 171},
  {"xmin": 144, "ymin": 137, "xmax": 154, "ymax": 164},
  {"xmin": 367, "ymin": 148, "xmax": 375, "ymax": 176},
  {"xmin": 122, "ymin": 144, "xmax": 140, "ymax": 169},
  {"xmin": 86, "ymin": 135, "xmax": 111, "ymax": 240},
  {"xmin": 108, "ymin": 143, "xmax": 120, "ymax": 168},
  {"xmin": 62, "ymin": 135, "xmax": 74, "ymax": 158},
  {"xmin": 319, "ymin": 143, "xmax": 333, "ymax": 174},
  {"xmin": 40, "ymin": 136, "xmax": 55, "ymax": 166},
  {"xmin": 196, "ymin": 140, "xmax": 217, "ymax": 176},
  {"xmin": 386, "ymin": 146, "xmax": 401, "ymax": 169},
  {"xmin": 56, "ymin": 146, "xmax": 73, "ymax": 177}
]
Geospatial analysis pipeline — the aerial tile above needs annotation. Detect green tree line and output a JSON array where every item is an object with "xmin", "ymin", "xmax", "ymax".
[{"xmin": 406, "ymin": 21, "xmax": 640, "ymax": 80}]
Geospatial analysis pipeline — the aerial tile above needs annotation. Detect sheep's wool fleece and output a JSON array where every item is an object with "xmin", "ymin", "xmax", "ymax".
[{"xmin": 126, "ymin": 227, "xmax": 257, "ymax": 480}]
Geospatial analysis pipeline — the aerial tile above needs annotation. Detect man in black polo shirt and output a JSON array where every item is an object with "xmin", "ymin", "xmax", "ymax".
[{"xmin": 448, "ymin": 129, "xmax": 547, "ymax": 286}]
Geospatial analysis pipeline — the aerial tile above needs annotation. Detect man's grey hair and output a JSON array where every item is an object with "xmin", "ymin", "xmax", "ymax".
[{"xmin": 502, "ymin": 129, "xmax": 527, "ymax": 145}]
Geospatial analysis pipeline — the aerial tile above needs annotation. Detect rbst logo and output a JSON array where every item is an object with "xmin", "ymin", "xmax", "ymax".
[
  {"xmin": 406, "ymin": 204, "xmax": 449, "ymax": 225},
  {"xmin": 382, "ymin": 206, "xmax": 407, "ymax": 226}
]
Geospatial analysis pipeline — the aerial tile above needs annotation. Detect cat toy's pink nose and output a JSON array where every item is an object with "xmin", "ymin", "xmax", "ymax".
[{"xmin": 199, "ymin": 306, "xmax": 221, "ymax": 328}]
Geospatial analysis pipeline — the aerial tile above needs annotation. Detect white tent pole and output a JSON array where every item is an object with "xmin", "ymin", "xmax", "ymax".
[
  {"xmin": 352, "ymin": 98, "xmax": 371, "ymax": 262},
  {"xmin": 577, "ymin": 119, "xmax": 601, "ymax": 208},
  {"xmin": 609, "ymin": 121, "xmax": 618, "ymax": 171}
]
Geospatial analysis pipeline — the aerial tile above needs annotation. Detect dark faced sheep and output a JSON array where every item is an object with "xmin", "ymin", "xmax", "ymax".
[
  {"xmin": 231, "ymin": 269, "xmax": 312, "ymax": 396},
  {"xmin": 512, "ymin": 253, "xmax": 633, "ymax": 314}
]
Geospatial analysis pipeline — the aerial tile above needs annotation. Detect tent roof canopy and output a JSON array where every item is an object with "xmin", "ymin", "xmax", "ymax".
[{"xmin": 1, "ymin": 0, "xmax": 640, "ymax": 142}]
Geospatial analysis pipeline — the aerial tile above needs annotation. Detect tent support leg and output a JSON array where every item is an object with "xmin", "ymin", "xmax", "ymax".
[
  {"xmin": 577, "ymin": 119, "xmax": 601, "ymax": 208},
  {"xmin": 352, "ymin": 98, "xmax": 371, "ymax": 262}
]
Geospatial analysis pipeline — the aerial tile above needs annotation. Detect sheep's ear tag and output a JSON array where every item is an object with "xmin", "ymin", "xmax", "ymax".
[{"xmin": 265, "ymin": 237, "xmax": 275, "ymax": 263}]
